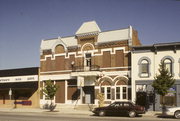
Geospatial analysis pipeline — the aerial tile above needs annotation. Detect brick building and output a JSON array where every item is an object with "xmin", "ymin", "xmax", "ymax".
[{"xmin": 40, "ymin": 21, "xmax": 141, "ymax": 108}]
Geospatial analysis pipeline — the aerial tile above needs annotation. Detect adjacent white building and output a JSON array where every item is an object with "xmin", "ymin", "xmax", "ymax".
[{"xmin": 131, "ymin": 42, "xmax": 180, "ymax": 111}]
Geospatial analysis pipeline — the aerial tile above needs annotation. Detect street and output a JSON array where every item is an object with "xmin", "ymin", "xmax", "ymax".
[{"xmin": 0, "ymin": 112, "xmax": 176, "ymax": 121}]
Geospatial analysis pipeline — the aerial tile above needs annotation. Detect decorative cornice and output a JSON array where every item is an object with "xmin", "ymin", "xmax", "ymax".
[{"xmin": 76, "ymin": 32, "xmax": 99, "ymax": 37}]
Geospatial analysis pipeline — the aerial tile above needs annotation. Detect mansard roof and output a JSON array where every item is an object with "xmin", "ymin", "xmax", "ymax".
[
  {"xmin": 40, "ymin": 21, "xmax": 133, "ymax": 52},
  {"xmin": 75, "ymin": 21, "xmax": 101, "ymax": 35}
]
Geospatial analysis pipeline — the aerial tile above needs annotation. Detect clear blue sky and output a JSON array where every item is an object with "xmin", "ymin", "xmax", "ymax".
[{"xmin": 0, "ymin": 0, "xmax": 180, "ymax": 69}]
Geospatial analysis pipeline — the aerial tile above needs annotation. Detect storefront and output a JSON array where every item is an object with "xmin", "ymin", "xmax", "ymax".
[
  {"xmin": 131, "ymin": 42, "xmax": 180, "ymax": 111},
  {"xmin": 0, "ymin": 67, "xmax": 40, "ymax": 108}
]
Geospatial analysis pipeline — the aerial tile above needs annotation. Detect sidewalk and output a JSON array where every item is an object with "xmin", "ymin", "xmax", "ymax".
[
  {"xmin": 0, "ymin": 108, "xmax": 160, "ymax": 117},
  {"xmin": 0, "ymin": 108, "xmax": 92, "ymax": 115}
]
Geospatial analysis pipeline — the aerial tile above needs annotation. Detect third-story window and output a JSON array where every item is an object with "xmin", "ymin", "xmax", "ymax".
[{"xmin": 164, "ymin": 59, "xmax": 172, "ymax": 75}]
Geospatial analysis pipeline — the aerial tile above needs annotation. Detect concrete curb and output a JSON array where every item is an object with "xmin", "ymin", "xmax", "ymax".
[{"xmin": 0, "ymin": 108, "xmax": 160, "ymax": 117}]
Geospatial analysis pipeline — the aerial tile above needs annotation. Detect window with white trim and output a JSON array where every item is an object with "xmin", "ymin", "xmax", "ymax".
[
  {"xmin": 101, "ymin": 86, "xmax": 111, "ymax": 100},
  {"xmin": 115, "ymin": 86, "xmax": 128, "ymax": 100},
  {"xmin": 139, "ymin": 59, "xmax": 150, "ymax": 77},
  {"xmin": 164, "ymin": 59, "xmax": 172, "ymax": 75},
  {"xmin": 85, "ymin": 53, "xmax": 91, "ymax": 67}
]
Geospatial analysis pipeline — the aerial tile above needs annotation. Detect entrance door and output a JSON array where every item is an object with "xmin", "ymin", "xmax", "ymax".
[
  {"xmin": 55, "ymin": 81, "xmax": 65, "ymax": 103},
  {"xmin": 82, "ymin": 86, "xmax": 94, "ymax": 104},
  {"xmin": 0, "ymin": 94, "xmax": 5, "ymax": 104}
]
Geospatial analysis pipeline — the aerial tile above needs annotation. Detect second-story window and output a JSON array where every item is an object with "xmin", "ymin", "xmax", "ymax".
[
  {"xmin": 138, "ymin": 57, "xmax": 151, "ymax": 78},
  {"xmin": 85, "ymin": 53, "xmax": 91, "ymax": 67},
  {"xmin": 141, "ymin": 59, "xmax": 149, "ymax": 74},
  {"xmin": 164, "ymin": 59, "xmax": 172, "ymax": 75}
]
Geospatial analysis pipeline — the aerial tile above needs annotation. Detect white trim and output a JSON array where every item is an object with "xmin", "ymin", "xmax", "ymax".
[
  {"xmin": 40, "ymin": 47, "xmax": 129, "ymax": 61},
  {"xmin": 40, "ymin": 70, "xmax": 72, "ymax": 74},
  {"xmin": 100, "ymin": 66, "xmax": 131, "ymax": 70},
  {"xmin": 65, "ymin": 80, "xmax": 67, "ymax": 103},
  {"xmin": 95, "ymin": 86, "xmax": 100, "ymax": 89},
  {"xmin": 115, "ymin": 85, "xmax": 128, "ymax": 100},
  {"xmin": 40, "ymin": 74, "xmax": 73, "ymax": 81},
  {"xmin": 81, "ymin": 43, "xmax": 95, "ymax": 52},
  {"xmin": 0, "ymin": 75, "xmax": 38, "ymax": 83}
]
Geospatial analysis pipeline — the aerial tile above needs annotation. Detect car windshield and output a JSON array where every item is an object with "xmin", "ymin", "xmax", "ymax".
[{"xmin": 108, "ymin": 103, "xmax": 117, "ymax": 107}]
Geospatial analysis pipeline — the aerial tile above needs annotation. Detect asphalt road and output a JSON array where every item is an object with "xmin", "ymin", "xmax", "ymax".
[{"xmin": 0, "ymin": 112, "xmax": 176, "ymax": 121}]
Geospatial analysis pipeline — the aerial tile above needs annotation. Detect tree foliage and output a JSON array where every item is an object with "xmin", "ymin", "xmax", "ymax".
[
  {"xmin": 152, "ymin": 61, "xmax": 175, "ymax": 96},
  {"xmin": 97, "ymin": 92, "xmax": 105, "ymax": 107},
  {"xmin": 42, "ymin": 80, "xmax": 58, "ymax": 100},
  {"xmin": 42, "ymin": 80, "xmax": 59, "ymax": 111},
  {"xmin": 152, "ymin": 61, "xmax": 175, "ymax": 114}
]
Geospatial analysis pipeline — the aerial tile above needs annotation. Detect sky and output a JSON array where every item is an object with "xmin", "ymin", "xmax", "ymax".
[{"xmin": 0, "ymin": 0, "xmax": 180, "ymax": 70}]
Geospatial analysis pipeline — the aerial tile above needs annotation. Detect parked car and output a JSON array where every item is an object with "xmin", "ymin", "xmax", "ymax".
[
  {"xmin": 165, "ymin": 107, "xmax": 180, "ymax": 119},
  {"xmin": 92, "ymin": 101, "xmax": 145, "ymax": 117}
]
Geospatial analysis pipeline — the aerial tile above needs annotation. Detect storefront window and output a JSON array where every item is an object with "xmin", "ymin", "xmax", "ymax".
[
  {"xmin": 101, "ymin": 86, "xmax": 111, "ymax": 100},
  {"xmin": 160, "ymin": 86, "xmax": 176, "ymax": 106},
  {"xmin": 107, "ymin": 87, "xmax": 111, "ymax": 99},
  {"xmin": 123, "ymin": 87, "xmax": 127, "ymax": 99},
  {"xmin": 116, "ymin": 87, "xmax": 120, "ymax": 99},
  {"xmin": 115, "ymin": 86, "xmax": 128, "ymax": 100}
]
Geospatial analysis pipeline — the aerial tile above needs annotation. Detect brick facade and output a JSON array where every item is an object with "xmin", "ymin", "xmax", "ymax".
[{"xmin": 40, "ymin": 21, "xmax": 141, "ymax": 107}]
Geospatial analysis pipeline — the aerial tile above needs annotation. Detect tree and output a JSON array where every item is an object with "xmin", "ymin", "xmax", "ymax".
[
  {"xmin": 97, "ymin": 92, "xmax": 105, "ymax": 107},
  {"xmin": 152, "ymin": 61, "xmax": 175, "ymax": 114},
  {"xmin": 42, "ymin": 80, "xmax": 59, "ymax": 111}
]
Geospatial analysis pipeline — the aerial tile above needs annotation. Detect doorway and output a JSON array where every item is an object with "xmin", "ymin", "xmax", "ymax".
[{"xmin": 82, "ymin": 86, "xmax": 94, "ymax": 104}]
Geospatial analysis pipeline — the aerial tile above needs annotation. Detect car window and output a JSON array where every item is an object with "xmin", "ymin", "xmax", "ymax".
[
  {"xmin": 114, "ymin": 102, "xmax": 123, "ymax": 107},
  {"xmin": 124, "ymin": 102, "xmax": 130, "ymax": 107}
]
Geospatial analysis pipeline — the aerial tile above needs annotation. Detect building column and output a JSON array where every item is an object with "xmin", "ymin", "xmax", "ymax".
[
  {"xmin": 65, "ymin": 80, "xmax": 67, "ymax": 104},
  {"xmin": 94, "ymin": 86, "xmax": 100, "ymax": 105},
  {"xmin": 111, "ymin": 86, "xmax": 115, "ymax": 100},
  {"xmin": 77, "ymin": 76, "xmax": 84, "ymax": 104},
  {"xmin": 176, "ymin": 84, "xmax": 180, "ymax": 107}
]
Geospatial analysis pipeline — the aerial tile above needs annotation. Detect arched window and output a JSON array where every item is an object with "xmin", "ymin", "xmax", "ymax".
[
  {"xmin": 163, "ymin": 59, "xmax": 172, "ymax": 75},
  {"xmin": 141, "ymin": 59, "xmax": 149, "ymax": 74},
  {"xmin": 116, "ymin": 82, "xmax": 128, "ymax": 100},
  {"xmin": 138, "ymin": 57, "xmax": 151, "ymax": 78},
  {"xmin": 100, "ymin": 78, "xmax": 112, "ymax": 100},
  {"xmin": 161, "ymin": 56, "xmax": 174, "ymax": 76},
  {"xmin": 55, "ymin": 44, "xmax": 65, "ymax": 54}
]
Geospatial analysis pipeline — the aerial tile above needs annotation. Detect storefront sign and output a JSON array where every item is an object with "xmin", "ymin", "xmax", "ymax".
[
  {"xmin": 14, "ymin": 100, "xmax": 32, "ymax": 105},
  {"xmin": 0, "ymin": 75, "xmax": 38, "ymax": 83}
]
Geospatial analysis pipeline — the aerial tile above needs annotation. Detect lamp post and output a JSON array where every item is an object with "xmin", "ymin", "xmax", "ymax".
[
  {"xmin": 9, "ymin": 88, "xmax": 12, "ymax": 100},
  {"xmin": 9, "ymin": 88, "xmax": 13, "ymax": 108}
]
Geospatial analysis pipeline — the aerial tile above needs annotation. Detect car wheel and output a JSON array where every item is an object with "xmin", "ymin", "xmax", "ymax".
[
  {"xmin": 174, "ymin": 111, "xmax": 180, "ymax": 119},
  {"xmin": 128, "ymin": 111, "xmax": 136, "ymax": 118},
  {"xmin": 99, "ymin": 110, "xmax": 106, "ymax": 116}
]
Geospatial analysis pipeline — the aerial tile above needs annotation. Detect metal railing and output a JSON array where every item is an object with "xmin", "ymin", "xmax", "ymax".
[{"xmin": 72, "ymin": 65, "xmax": 100, "ymax": 72}]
